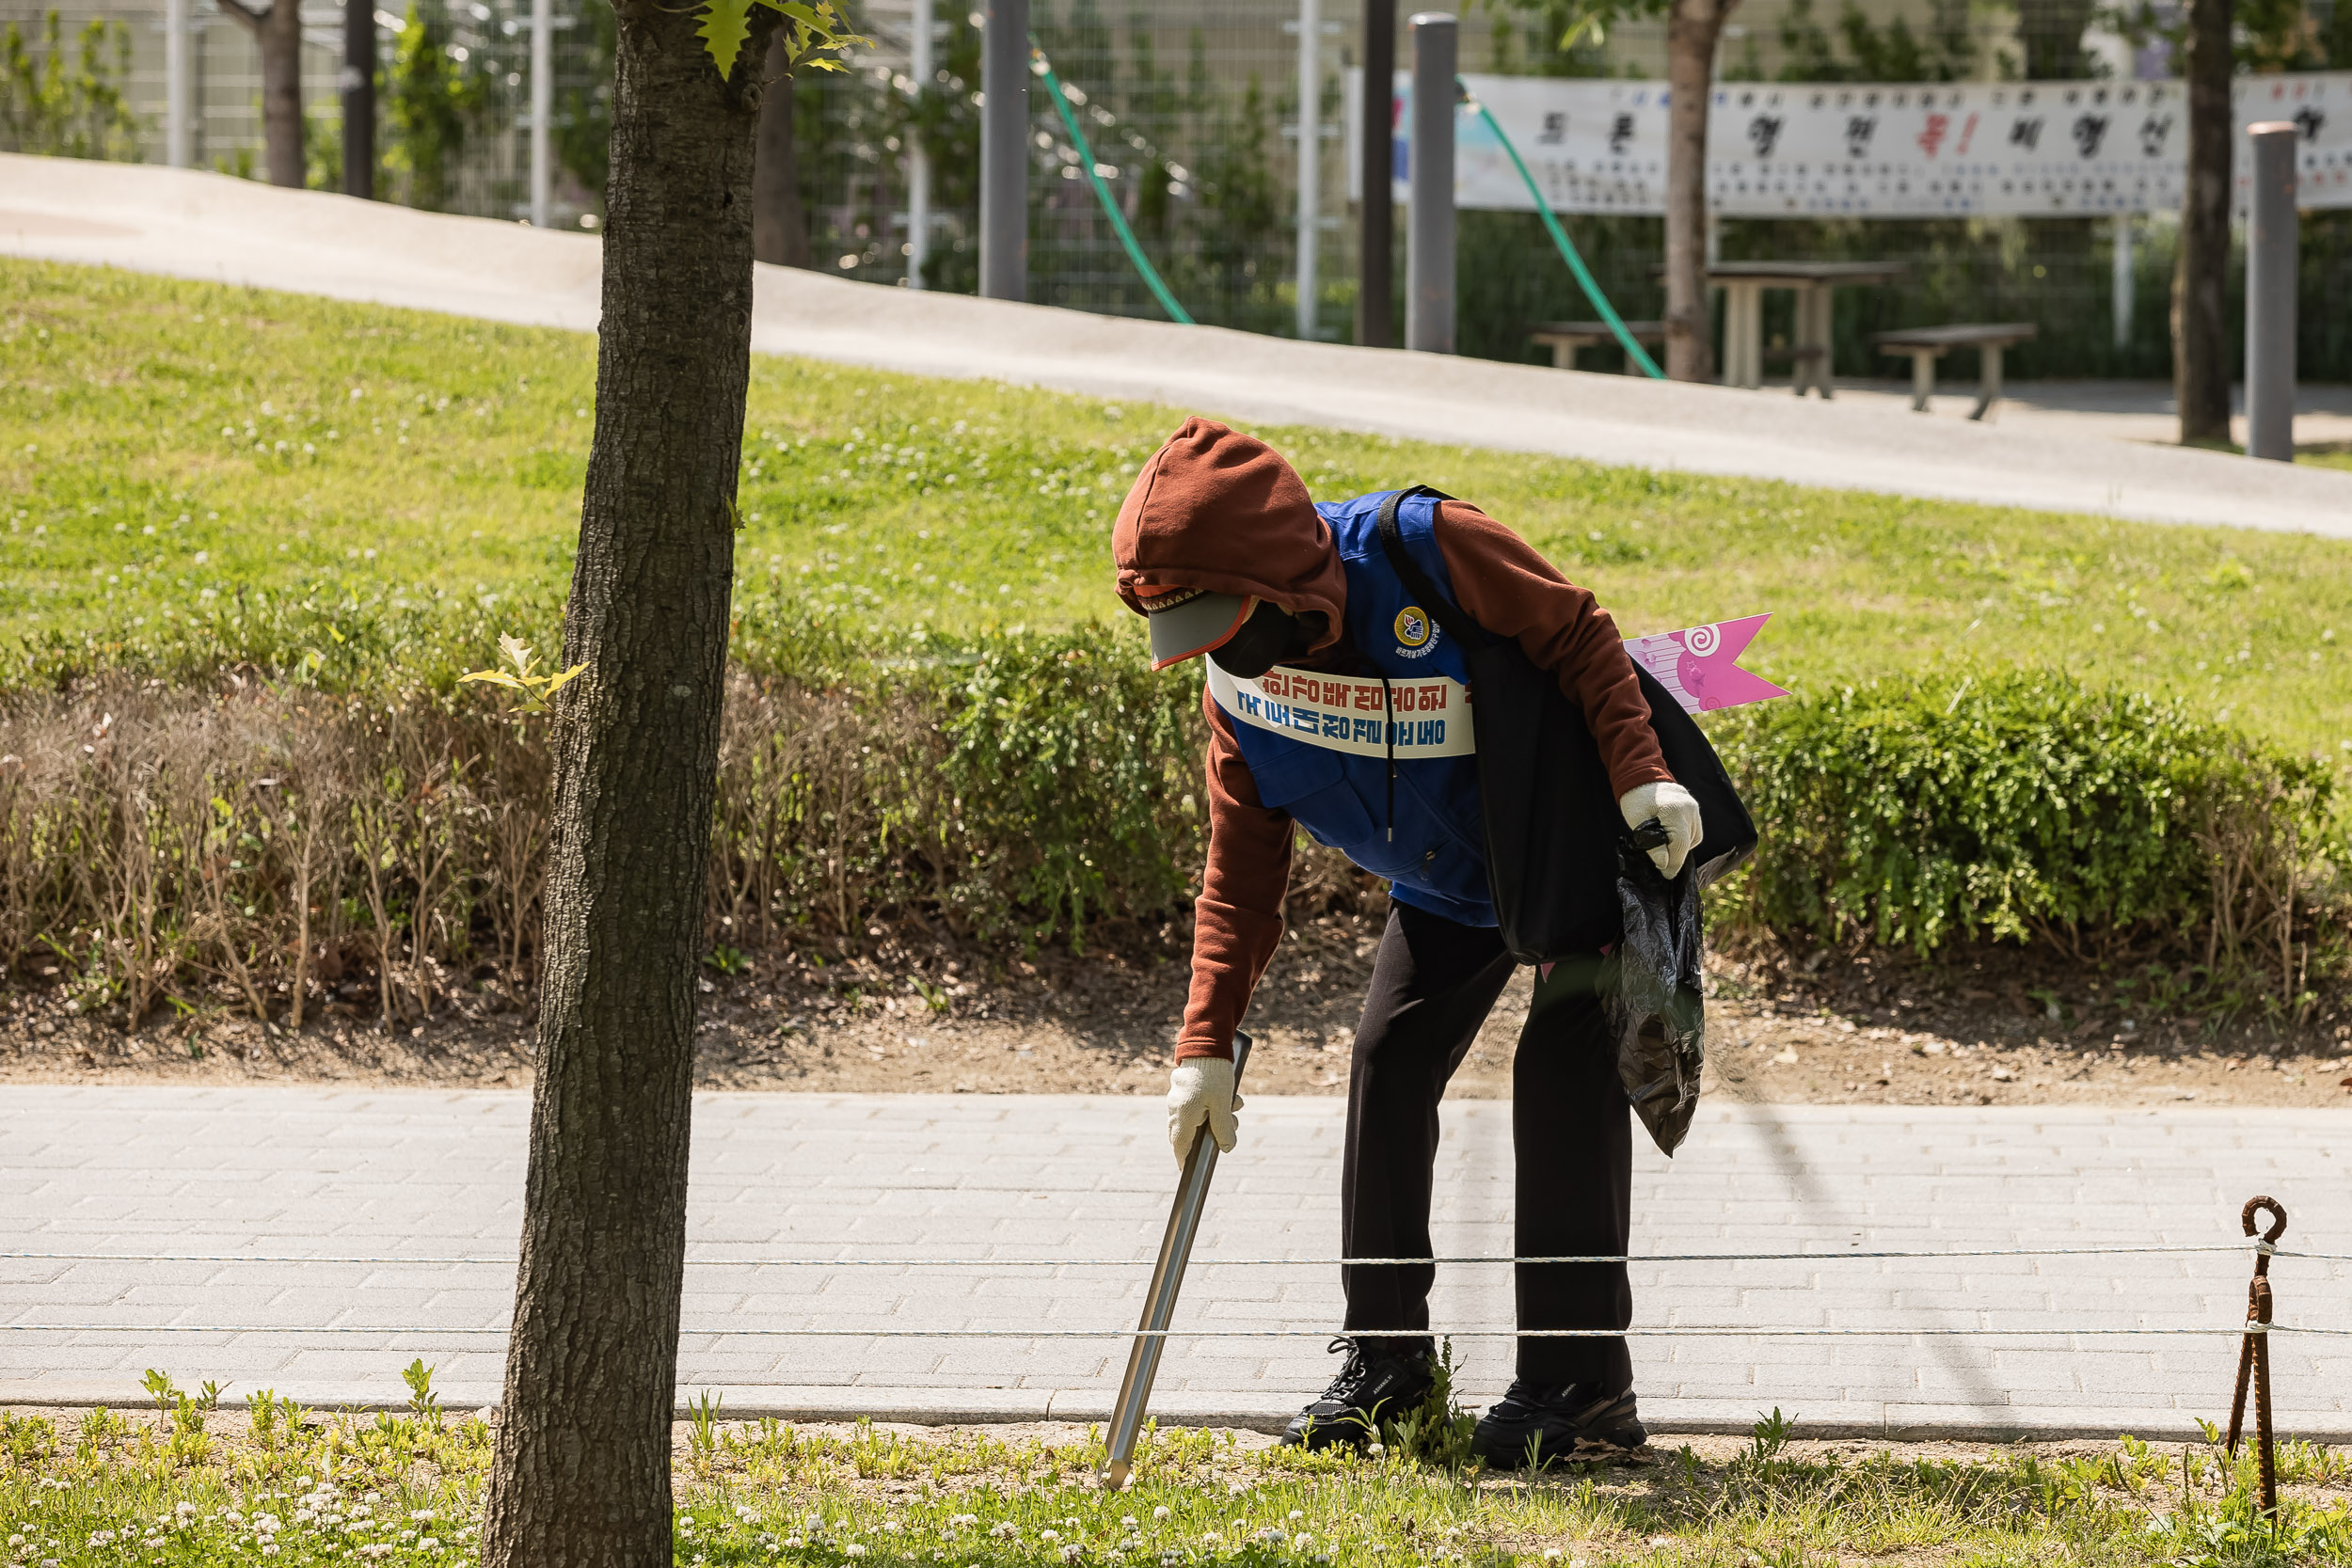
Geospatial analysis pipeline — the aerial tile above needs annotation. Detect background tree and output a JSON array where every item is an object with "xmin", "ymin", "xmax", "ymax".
[
  {"xmin": 754, "ymin": 33, "xmax": 813, "ymax": 266},
  {"xmin": 2172, "ymin": 0, "xmax": 2231, "ymax": 446},
  {"xmin": 554, "ymin": 0, "xmax": 619, "ymax": 209},
  {"xmin": 1515, "ymin": 0, "xmax": 1738, "ymax": 381},
  {"xmin": 385, "ymin": 2, "xmax": 485, "ymax": 213},
  {"xmin": 215, "ymin": 0, "xmax": 302, "ymax": 185},
  {"xmin": 474, "ymin": 2, "xmax": 855, "ymax": 1565},
  {"xmin": 1658, "ymin": 0, "xmax": 1734, "ymax": 380},
  {"xmin": 0, "ymin": 11, "xmax": 141, "ymax": 159}
]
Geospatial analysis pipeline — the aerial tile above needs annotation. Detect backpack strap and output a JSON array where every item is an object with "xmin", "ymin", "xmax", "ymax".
[{"xmin": 1373, "ymin": 486, "xmax": 1496, "ymax": 651}]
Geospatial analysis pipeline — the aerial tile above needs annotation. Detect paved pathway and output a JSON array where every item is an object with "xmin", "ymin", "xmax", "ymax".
[
  {"xmin": 5, "ymin": 1087, "xmax": 2349, "ymax": 1440},
  {"xmin": 4, "ymin": 155, "xmax": 2349, "ymax": 540}
]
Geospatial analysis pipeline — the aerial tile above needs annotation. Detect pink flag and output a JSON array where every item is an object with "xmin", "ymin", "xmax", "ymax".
[{"xmin": 1622, "ymin": 613, "xmax": 1789, "ymax": 715}]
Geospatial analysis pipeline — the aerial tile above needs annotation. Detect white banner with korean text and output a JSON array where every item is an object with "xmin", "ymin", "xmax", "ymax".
[
  {"xmin": 1344, "ymin": 69, "xmax": 2352, "ymax": 216},
  {"xmin": 1205, "ymin": 663, "xmax": 1474, "ymax": 760}
]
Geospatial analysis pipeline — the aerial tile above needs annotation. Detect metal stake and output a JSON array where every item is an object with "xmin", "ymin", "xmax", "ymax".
[
  {"xmin": 2226, "ymin": 1196, "xmax": 2285, "ymax": 1515},
  {"xmin": 1100, "ymin": 1032, "xmax": 1252, "ymax": 1490},
  {"xmin": 977, "ymin": 0, "xmax": 1028, "ymax": 302},
  {"xmin": 2244, "ymin": 122, "xmax": 2297, "ymax": 463},
  {"xmin": 1403, "ymin": 12, "xmax": 1454, "ymax": 355}
]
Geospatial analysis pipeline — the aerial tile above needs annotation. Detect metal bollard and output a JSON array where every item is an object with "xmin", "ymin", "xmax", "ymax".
[
  {"xmin": 2226, "ymin": 1196, "xmax": 2286, "ymax": 1514},
  {"xmin": 978, "ymin": 0, "xmax": 1029, "ymax": 303},
  {"xmin": 1404, "ymin": 13, "xmax": 1455, "ymax": 355},
  {"xmin": 1356, "ymin": 0, "xmax": 1396, "ymax": 349},
  {"xmin": 527, "ymin": 0, "xmax": 549, "ymax": 224},
  {"xmin": 2244, "ymin": 122, "xmax": 2298, "ymax": 463},
  {"xmin": 166, "ymin": 0, "xmax": 192, "ymax": 169}
]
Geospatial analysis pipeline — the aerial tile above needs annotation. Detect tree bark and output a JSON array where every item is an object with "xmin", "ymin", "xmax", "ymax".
[
  {"xmin": 476, "ymin": 3, "xmax": 773, "ymax": 1564},
  {"xmin": 1663, "ymin": 0, "xmax": 1733, "ymax": 383},
  {"xmin": 753, "ymin": 36, "xmax": 812, "ymax": 267},
  {"xmin": 2172, "ymin": 0, "xmax": 2233, "ymax": 445},
  {"xmin": 219, "ymin": 0, "xmax": 305, "ymax": 187}
]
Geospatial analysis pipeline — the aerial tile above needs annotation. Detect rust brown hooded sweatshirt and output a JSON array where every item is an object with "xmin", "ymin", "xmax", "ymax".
[{"xmin": 1114, "ymin": 418, "xmax": 1673, "ymax": 1061}]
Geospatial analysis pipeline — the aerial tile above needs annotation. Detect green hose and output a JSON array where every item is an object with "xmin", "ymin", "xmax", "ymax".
[
  {"xmin": 1030, "ymin": 43, "xmax": 1195, "ymax": 326},
  {"xmin": 1464, "ymin": 85, "xmax": 1663, "ymax": 379}
]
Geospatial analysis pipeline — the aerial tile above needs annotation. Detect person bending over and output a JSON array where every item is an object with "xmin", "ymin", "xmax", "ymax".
[{"xmin": 1111, "ymin": 418, "xmax": 1701, "ymax": 1465}]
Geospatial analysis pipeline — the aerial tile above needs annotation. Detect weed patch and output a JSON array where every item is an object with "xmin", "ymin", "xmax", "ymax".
[
  {"xmin": 3, "ymin": 260, "xmax": 2350, "ymax": 1027},
  {"xmin": 5, "ymin": 1387, "xmax": 2351, "ymax": 1567}
]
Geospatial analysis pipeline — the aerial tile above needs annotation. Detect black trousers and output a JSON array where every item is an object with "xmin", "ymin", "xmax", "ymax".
[{"xmin": 1339, "ymin": 901, "xmax": 1633, "ymax": 1391}]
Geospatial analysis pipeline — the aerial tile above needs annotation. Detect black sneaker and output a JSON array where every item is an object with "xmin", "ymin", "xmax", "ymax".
[
  {"xmin": 1470, "ymin": 1380, "xmax": 1649, "ymax": 1467},
  {"xmin": 1279, "ymin": 1336, "xmax": 1437, "ymax": 1449}
]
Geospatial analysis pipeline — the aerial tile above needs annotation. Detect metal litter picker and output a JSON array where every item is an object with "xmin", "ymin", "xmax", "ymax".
[{"xmin": 1101, "ymin": 1031, "xmax": 1252, "ymax": 1489}]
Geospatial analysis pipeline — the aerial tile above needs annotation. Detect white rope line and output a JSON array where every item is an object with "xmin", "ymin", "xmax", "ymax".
[
  {"xmin": 7, "ymin": 1244, "xmax": 2341, "ymax": 1266},
  {"xmin": 2, "ymin": 1323, "xmax": 2339, "ymax": 1338}
]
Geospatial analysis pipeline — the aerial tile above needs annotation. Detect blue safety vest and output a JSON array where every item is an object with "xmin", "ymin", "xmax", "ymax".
[{"xmin": 1206, "ymin": 489, "xmax": 1493, "ymax": 927}]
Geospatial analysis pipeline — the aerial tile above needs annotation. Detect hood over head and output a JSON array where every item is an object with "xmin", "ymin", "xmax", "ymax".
[{"xmin": 1112, "ymin": 419, "xmax": 1344, "ymax": 664}]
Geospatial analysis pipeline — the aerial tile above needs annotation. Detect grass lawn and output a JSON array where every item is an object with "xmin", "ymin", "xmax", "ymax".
[
  {"xmin": 2, "ymin": 259, "xmax": 2349, "ymax": 762},
  {"xmin": 5, "ymin": 1393, "xmax": 2348, "ymax": 1568}
]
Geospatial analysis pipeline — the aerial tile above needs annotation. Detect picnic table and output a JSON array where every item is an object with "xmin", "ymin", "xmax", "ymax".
[
  {"xmin": 1706, "ymin": 261, "xmax": 1905, "ymax": 397},
  {"xmin": 1529, "ymin": 320, "xmax": 1667, "ymax": 372},
  {"xmin": 1872, "ymin": 323, "xmax": 2039, "ymax": 420}
]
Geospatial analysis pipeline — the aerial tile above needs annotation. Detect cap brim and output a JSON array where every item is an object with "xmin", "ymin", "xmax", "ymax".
[{"xmin": 1146, "ymin": 592, "xmax": 1256, "ymax": 671}]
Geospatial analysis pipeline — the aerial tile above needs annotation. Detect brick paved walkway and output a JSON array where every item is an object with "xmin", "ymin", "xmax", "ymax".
[{"xmin": 4, "ymin": 1088, "xmax": 2347, "ymax": 1439}]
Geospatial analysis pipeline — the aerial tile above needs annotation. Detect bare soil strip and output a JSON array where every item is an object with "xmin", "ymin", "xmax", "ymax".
[{"xmin": 8, "ymin": 913, "xmax": 2347, "ymax": 1108}]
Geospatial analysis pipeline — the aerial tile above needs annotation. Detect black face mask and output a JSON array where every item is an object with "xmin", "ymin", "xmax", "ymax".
[{"xmin": 1208, "ymin": 602, "xmax": 1325, "ymax": 681}]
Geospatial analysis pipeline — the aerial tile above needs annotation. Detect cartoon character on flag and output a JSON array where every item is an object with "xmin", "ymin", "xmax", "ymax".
[{"xmin": 1621, "ymin": 612, "xmax": 1789, "ymax": 715}]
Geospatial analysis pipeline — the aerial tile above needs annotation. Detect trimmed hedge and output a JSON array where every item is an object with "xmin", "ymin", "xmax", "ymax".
[
  {"xmin": 1723, "ymin": 671, "xmax": 2344, "ymax": 1007},
  {"xmin": 1, "ymin": 594, "xmax": 2342, "ymax": 1024}
]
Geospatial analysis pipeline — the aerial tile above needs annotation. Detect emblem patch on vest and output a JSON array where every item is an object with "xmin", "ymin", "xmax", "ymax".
[{"xmin": 1392, "ymin": 606, "xmax": 1439, "ymax": 658}]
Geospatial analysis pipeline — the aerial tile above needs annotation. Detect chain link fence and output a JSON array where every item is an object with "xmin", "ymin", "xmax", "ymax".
[{"xmin": 6, "ymin": 0, "xmax": 2349, "ymax": 381}]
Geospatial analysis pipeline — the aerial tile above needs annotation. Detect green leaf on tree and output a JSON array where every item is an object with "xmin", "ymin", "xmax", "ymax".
[{"xmin": 698, "ymin": 0, "xmax": 755, "ymax": 74}]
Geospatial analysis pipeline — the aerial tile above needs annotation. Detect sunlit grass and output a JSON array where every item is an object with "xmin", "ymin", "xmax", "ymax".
[
  {"xmin": 7, "ymin": 1386, "xmax": 2352, "ymax": 1568},
  {"xmin": 3, "ymin": 259, "xmax": 2349, "ymax": 760}
]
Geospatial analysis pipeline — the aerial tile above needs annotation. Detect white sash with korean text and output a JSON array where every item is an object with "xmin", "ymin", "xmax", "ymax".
[{"xmin": 1206, "ymin": 662, "xmax": 1475, "ymax": 759}]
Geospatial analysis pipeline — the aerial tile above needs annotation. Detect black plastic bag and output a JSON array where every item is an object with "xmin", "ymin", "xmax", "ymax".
[{"xmin": 1605, "ymin": 831, "xmax": 1708, "ymax": 1157}]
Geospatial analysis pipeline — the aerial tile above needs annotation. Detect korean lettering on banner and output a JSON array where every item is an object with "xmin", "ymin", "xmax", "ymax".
[
  {"xmin": 1351, "ymin": 68, "xmax": 2352, "ymax": 217},
  {"xmin": 1240, "ymin": 669, "xmax": 1455, "ymax": 756}
]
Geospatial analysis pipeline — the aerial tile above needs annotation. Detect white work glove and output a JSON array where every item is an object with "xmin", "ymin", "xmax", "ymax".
[
  {"xmin": 1618, "ymin": 780, "xmax": 1704, "ymax": 879},
  {"xmin": 1167, "ymin": 1056, "xmax": 1242, "ymax": 1165}
]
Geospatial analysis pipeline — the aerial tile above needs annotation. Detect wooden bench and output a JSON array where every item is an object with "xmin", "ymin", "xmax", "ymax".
[
  {"xmin": 1872, "ymin": 323, "xmax": 2039, "ymax": 420},
  {"xmin": 1531, "ymin": 320, "xmax": 1667, "ymax": 372}
]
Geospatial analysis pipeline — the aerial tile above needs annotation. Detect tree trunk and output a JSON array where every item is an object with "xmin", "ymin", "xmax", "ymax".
[
  {"xmin": 2172, "ymin": 0, "xmax": 2233, "ymax": 445},
  {"xmin": 219, "ymin": 0, "xmax": 306, "ymax": 187},
  {"xmin": 753, "ymin": 37, "xmax": 811, "ymax": 267},
  {"xmin": 1663, "ymin": 0, "xmax": 1732, "ymax": 383},
  {"xmin": 476, "ymin": 2, "xmax": 773, "ymax": 1564}
]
